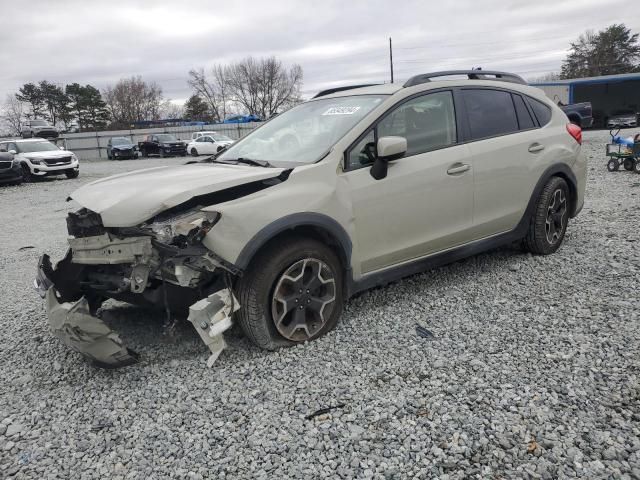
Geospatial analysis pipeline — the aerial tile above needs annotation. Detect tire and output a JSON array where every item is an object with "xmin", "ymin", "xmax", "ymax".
[
  {"xmin": 634, "ymin": 160, "xmax": 640, "ymax": 174},
  {"xmin": 235, "ymin": 237, "xmax": 344, "ymax": 350},
  {"xmin": 607, "ymin": 159, "xmax": 619, "ymax": 172},
  {"xmin": 20, "ymin": 163, "xmax": 33, "ymax": 182},
  {"xmin": 65, "ymin": 169, "xmax": 79, "ymax": 179},
  {"xmin": 191, "ymin": 148, "xmax": 198, "ymax": 157},
  {"xmin": 623, "ymin": 158, "xmax": 634, "ymax": 171},
  {"xmin": 523, "ymin": 177, "xmax": 570, "ymax": 255},
  {"xmin": 159, "ymin": 149, "xmax": 166, "ymax": 158}
]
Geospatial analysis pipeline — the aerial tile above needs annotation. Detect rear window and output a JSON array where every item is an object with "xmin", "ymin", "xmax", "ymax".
[
  {"xmin": 463, "ymin": 89, "xmax": 519, "ymax": 140},
  {"xmin": 512, "ymin": 94, "xmax": 536, "ymax": 130},
  {"xmin": 528, "ymin": 97, "xmax": 552, "ymax": 126}
]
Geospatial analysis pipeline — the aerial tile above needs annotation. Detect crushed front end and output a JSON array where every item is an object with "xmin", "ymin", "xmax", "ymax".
[{"xmin": 35, "ymin": 207, "xmax": 242, "ymax": 368}]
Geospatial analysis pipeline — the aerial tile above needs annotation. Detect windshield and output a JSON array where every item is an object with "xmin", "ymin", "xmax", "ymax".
[
  {"xmin": 30, "ymin": 120, "xmax": 48, "ymax": 126},
  {"xmin": 18, "ymin": 141, "xmax": 60, "ymax": 153},
  {"xmin": 157, "ymin": 134, "xmax": 178, "ymax": 142},
  {"xmin": 212, "ymin": 133, "xmax": 232, "ymax": 142},
  {"xmin": 111, "ymin": 137, "xmax": 131, "ymax": 145},
  {"xmin": 217, "ymin": 95, "xmax": 387, "ymax": 165}
]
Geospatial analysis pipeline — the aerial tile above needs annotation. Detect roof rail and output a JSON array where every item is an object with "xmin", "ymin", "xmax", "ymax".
[
  {"xmin": 312, "ymin": 84, "xmax": 381, "ymax": 99},
  {"xmin": 403, "ymin": 70, "xmax": 526, "ymax": 87}
]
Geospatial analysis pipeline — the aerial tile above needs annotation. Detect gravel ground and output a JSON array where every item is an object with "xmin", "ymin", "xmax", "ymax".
[{"xmin": 1, "ymin": 132, "xmax": 639, "ymax": 479}]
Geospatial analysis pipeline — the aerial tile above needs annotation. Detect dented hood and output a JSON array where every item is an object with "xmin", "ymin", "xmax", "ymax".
[{"xmin": 71, "ymin": 163, "xmax": 285, "ymax": 227}]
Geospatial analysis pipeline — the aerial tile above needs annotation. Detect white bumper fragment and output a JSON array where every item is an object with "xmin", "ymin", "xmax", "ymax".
[{"xmin": 187, "ymin": 288, "xmax": 240, "ymax": 367}]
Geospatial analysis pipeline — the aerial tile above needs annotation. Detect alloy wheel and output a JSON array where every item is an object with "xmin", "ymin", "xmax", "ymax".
[
  {"xmin": 271, "ymin": 258, "xmax": 337, "ymax": 341},
  {"xmin": 545, "ymin": 188, "xmax": 567, "ymax": 245}
]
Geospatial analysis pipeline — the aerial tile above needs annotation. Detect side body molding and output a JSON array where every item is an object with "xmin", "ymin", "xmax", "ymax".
[{"xmin": 235, "ymin": 212, "xmax": 353, "ymax": 271}]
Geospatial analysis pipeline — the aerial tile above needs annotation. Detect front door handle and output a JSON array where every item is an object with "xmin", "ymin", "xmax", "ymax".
[
  {"xmin": 528, "ymin": 143, "xmax": 545, "ymax": 153},
  {"xmin": 447, "ymin": 163, "xmax": 471, "ymax": 175}
]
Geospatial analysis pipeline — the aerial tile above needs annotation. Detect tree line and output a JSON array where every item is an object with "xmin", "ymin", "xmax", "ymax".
[
  {"xmin": 531, "ymin": 24, "xmax": 639, "ymax": 81},
  {"xmin": 0, "ymin": 55, "xmax": 303, "ymax": 136}
]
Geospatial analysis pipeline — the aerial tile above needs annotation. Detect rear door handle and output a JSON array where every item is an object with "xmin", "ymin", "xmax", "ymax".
[
  {"xmin": 447, "ymin": 163, "xmax": 471, "ymax": 175},
  {"xmin": 528, "ymin": 143, "xmax": 545, "ymax": 153}
]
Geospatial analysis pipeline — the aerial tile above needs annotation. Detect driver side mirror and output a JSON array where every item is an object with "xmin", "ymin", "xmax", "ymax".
[
  {"xmin": 370, "ymin": 136, "xmax": 407, "ymax": 180},
  {"xmin": 8, "ymin": 150, "xmax": 17, "ymax": 155}
]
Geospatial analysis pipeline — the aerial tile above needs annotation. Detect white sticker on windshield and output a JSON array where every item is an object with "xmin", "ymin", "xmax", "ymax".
[{"xmin": 322, "ymin": 106, "xmax": 361, "ymax": 116}]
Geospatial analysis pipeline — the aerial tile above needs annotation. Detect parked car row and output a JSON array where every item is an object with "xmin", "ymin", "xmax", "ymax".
[
  {"xmin": 0, "ymin": 139, "xmax": 80, "ymax": 184},
  {"xmin": 108, "ymin": 132, "xmax": 236, "ymax": 159}
]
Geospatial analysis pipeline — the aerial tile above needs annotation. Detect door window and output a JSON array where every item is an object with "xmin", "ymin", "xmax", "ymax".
[
  {"xmin": 346, "ymin": 91, "xmax": 457, "ymax": 170},
  {"xmin": 463, "ymin": 89, "xmax": 519, "ymax": 140},
  {"xmin": 347, "ymin": 131, "xmax": 376, "ymax": 169},
  {"xmin": 378, "ymin": 91, "xmax": 456, "ymax": 156}
]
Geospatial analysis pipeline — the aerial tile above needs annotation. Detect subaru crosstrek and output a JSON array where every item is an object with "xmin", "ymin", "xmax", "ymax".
[{"xmin": 35, "ymin": 71, "xmax": 586, "ymax": 367}]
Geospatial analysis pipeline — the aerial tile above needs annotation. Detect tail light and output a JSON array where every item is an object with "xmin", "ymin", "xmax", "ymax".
[{"xmin": 566, "ymin": 123, "xmax": 582, "ymax": 145}]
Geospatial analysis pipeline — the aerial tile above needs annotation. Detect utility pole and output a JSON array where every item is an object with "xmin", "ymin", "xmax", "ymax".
[{"xmin": 389, "ymin": 37, "xmax": 394, "ymax": 83}]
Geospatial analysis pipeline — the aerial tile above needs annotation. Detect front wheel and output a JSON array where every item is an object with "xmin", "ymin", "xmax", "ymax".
[
  {"xmin": 65, "ymin": 169, "xmax": 79, "ymax": 179},
  {"xmin": 607, "ymin": 159, "xmax": 619, "ymax": 172},
  {"xmin": 191, "ymin": 148, "xmax": 199, "ymax": 157},
  {"xmin": 20, "ymin": 163, "xmax": 33, "ymax": 182},
  {"xmin": 235, "ymin": 237, "xmax": 344, "ymax": 350},
  {"xmin": 523, "ymin": 177, "xmax": 569, "ymax": 255}
]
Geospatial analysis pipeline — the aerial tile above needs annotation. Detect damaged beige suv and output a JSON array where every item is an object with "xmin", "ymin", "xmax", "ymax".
[{"xmin": 35, "ymin": 70, "xmax": 587, "ymax": 367}]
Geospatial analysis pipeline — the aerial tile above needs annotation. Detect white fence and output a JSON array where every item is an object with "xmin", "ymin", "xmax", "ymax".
[{"xmin": 54, "ymin": 123, "xmax": 260, "ymax": 160}]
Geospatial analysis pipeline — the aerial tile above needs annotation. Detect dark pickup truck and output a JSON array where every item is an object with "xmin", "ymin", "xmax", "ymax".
[
  {"xmin": 559, "ymin": 102, "xmax": 593, "ymax": 129},
  {"xmin": 138, "ymin": 134, "xmax": 187, "ymax": 157}
]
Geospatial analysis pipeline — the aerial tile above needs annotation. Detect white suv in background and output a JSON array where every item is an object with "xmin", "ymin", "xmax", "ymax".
[
  {"xmin": 0, "ymin": 139, "xmax": 79, "ymax": 181},
  {"xmin": 36, "ymin": 70, "xmax": 586, "ymax": 368}
]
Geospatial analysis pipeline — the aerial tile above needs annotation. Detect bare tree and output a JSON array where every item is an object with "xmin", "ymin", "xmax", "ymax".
[
  {"xmin": 528, "ymin": 72, "xmax": 561, "ymax": 83},
  {"xmin": 103, "ymin": 76, "xmax": 164, "ymax": 127},
  {"xmin": 226, "ymin": 56, "xmax": 303, "ymax": 119},
  {"xmin": 159, "ymin": 100, "xmax": 184, "ymax": 119},
  {"xmin": 187, "ymin": 67, "xmax": 229, "ymax": 122},
  {"xmin": 188, "ymin": 57, "xmax": 302, "ymax": 121},
  {"xmin": 1, "ymin": 94, "xmax": 25, "ymax": 135}
]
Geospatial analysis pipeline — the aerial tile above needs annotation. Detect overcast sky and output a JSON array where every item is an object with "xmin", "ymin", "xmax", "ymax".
[{"xmin": 1, "ymin": 0, "xmax": 638, "ymax": 104}]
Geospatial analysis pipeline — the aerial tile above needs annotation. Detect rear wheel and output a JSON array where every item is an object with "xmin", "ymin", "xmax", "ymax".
[
  {"xmin": 235, "ymin": 237, "xmax": 344, "ymax": 350},
  {"xmin": 523, "ymin": 177, "xmax": 569, "ymax": 255},
  {"xmin": 623, "ymin": 158, "xmax": 635, "ymax": 171},
  {"xmin": 634, "ymin": 160, "xmax": 640, "ymax": 174},
  {"xmin": 607, "ymin": 159, "xmax": 619, "ymax": 172}
]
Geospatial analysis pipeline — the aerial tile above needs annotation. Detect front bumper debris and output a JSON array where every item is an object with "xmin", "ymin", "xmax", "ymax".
[
  {"xmin": 45, "ymin": 288, "xmax": 139, "ymax": 368},
  {"xmin": 187, "ymin": 289, "xmax": 240, "ymax": 367}
]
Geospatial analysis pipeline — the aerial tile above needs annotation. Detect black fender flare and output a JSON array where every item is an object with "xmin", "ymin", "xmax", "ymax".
[
  {"xmin": 520, "ymin": 163, "xmax": 579, "ymax": 229},
  {"xmin": 234, "ymin": 212, "xmax": 353, "ymax": 271}
]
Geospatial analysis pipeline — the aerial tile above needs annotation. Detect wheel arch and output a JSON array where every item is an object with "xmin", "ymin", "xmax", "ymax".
[
  {"xmin": 235, "ymin": 213, "xmax": 353, "ymax": 277},
  {"xmin": 521, "ymin": 163, "xmax": 579, "ymax": 230}
]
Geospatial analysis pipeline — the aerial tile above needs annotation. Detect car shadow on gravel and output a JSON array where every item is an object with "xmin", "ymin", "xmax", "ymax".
[
  {"xmin": 96, "ymin": 301, "xmax": 252, "ymax": 367},
  {"xmin": 93, "ymin": 242, "xmax": 533, "ymax": 367}
]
